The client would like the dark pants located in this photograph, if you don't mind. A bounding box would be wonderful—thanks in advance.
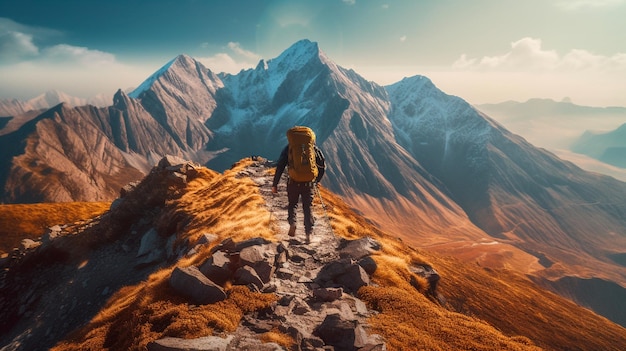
[287,181,315,234]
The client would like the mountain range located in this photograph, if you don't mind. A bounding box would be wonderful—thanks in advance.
[476,98,626,181]
[0,90,112,117]
[1,39,625,328]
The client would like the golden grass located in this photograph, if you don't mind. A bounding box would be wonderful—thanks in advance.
[318,186,626,351]
[53,160,278,351]
[261,329,295,348]
[50,162,626,351]
[0,202,109,254]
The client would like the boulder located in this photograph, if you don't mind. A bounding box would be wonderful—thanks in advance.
[339,237,381,260]
[199,250,232,285]
[315,313,366,351]
[239,244,277,283]
[137,228,160,257]
[336,264,370,293]
[233,266,264,290]
[169,266,226,305]
[147,335,233,351]
[358,256,377,275]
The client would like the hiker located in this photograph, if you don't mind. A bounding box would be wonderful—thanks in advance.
[272,126,326,242]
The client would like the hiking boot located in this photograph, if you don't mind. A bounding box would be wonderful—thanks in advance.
[288,223,296,237]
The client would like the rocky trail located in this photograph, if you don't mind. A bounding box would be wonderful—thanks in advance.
[153,160,387,350]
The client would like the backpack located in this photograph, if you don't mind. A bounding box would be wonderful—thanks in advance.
[286,126,318,182]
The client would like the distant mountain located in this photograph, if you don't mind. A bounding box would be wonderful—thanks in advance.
[572,123,626,168]
[476,98,626,180]
[0,90,112,116]
[1,40,625,327]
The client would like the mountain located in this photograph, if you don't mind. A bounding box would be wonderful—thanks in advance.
[1,39,626,327]
[1,158,625,350]
[572,123,626,168]
[0,90,112,116]
[476,98,626,180]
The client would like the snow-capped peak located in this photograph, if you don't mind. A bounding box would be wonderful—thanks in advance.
[266,39,321,73]
[128,56,178,98]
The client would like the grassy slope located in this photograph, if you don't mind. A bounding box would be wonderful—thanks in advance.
[0,202,110,255]
[48,160,626,350]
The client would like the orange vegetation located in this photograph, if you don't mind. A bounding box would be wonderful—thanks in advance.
[53,160,278,351]
[0,202,109,254]
[52,161,626,350]
[319,185,626,350]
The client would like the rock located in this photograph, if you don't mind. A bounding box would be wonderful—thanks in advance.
[197,233,219,246]
[165,235,177,260]
[339,237,381,260]
[41,225,63,244]
[147,335,233,351]
[313,287,343,302]
[136,248,164,267]
[410,264,440,294]
[239,244,277,283]
[20,239,41,251]
[234,237,272,251]
[336,264,370,293]
[233,266,264,290]
[316,258,353,283]
[137,228,160,257]
[120,181,140,197]
[358,256,377,275]
[169,266,226,305]
[157,155,187,170]
[314,314,359,351]
[167,172,187,186]
[199,251,233,285]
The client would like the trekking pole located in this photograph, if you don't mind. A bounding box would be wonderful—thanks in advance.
[268,187,275,231]
[314,184,333,234]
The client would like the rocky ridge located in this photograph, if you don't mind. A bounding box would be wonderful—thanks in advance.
[149,158,394,350]
[1,157,441,350]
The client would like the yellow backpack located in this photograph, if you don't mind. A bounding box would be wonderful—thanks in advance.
[286,126,318,182]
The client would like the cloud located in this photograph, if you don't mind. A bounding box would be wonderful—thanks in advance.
[196,42,260,74]
[0,18,150,99]
[42,44,117,66]
[555,0,624,11]
[452,37,626,73]
[382,4,390,9]
[0,31,39,61]
[343,0,356,5]
[227,42,261,61]
[400,36,407,42]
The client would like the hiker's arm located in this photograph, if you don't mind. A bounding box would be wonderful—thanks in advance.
[272,146,289,192]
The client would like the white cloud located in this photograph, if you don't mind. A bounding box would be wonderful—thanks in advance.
[343,0,356,5]
[42,44,117,66]
[227,42,261,61]
[453,37,626,73]
[382,4,389,9]
[196,42,260,74]
[400,36,407,42]
[0,31,39,61]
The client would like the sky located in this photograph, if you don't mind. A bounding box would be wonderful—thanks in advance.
[1,0,625,107]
